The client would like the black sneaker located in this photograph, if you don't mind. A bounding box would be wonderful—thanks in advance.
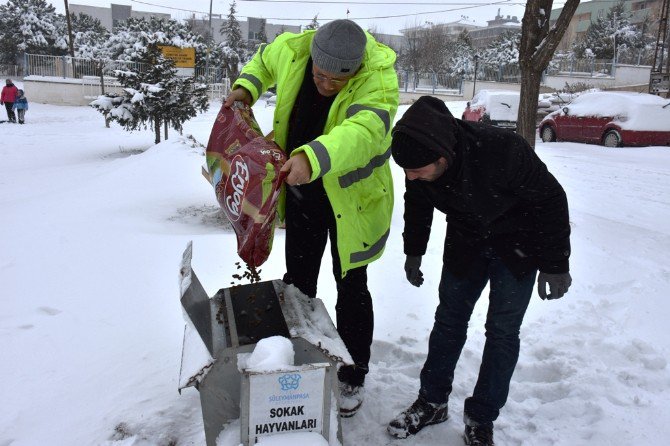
[464,424,495,445]
[387,396,448,438]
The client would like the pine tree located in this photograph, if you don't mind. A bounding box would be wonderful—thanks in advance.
[572,0,642,60]
[257,19,268,44]
[91,44,209,144]
[482,31,520,68]
[70,13,110,59]
[0,0,67,64]
[105,17,206,63]
[447,31,475,76]
[220,1,244,61]
[305,15,320,30]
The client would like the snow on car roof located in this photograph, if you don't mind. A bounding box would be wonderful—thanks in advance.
[472,90,520,121]
[564,91,670,131]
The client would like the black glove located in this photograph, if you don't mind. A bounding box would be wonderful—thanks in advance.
[404,255,424,287]
[537,272,572,300]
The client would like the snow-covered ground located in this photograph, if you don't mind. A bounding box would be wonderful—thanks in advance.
[1,98,669,446]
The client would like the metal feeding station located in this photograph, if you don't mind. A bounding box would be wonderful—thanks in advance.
[177,242,350,445]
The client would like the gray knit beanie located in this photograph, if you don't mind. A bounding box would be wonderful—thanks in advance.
[311,20,366,74]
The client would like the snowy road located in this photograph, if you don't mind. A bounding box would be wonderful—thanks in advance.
[1,101,669,445]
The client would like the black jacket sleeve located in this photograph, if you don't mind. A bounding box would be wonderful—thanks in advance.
[504,137,571,273]
[402,177,435,256]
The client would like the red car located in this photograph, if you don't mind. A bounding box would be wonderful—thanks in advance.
[539,91,670,147]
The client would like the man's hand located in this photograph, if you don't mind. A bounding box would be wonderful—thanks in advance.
[404,255,424,287]
[537,272,572,300]
[223,87,251,108]
[281,152,312,186]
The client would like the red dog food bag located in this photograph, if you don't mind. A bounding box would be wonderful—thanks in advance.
[205,102,286,267]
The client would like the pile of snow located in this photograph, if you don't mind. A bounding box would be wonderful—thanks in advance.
[256,431,329,446]
[279,284,353,364]
[238,336,295,372]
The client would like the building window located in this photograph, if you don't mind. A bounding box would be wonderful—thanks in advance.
[632,2,647,11]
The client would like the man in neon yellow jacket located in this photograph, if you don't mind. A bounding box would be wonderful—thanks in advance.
[224,19,398,417]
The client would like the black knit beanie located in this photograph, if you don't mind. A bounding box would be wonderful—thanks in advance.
[391,96,457,169]
[391,132,441,169]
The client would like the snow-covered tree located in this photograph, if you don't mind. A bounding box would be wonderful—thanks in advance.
[305,15,320,30]
[482,31,520,68]
[91,44,209,144]
[572,0,644,60]
[220,1,245,61]
[0,0,67,64]
[105,16,206,63]
[257,19,268,44]
[207,42,240,80]
[69,13,110,59]
[446,31,475,76]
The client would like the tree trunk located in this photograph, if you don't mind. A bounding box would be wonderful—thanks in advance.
[518,71,542,144]
[518,0,581,148]
[164,120,168,141]
[154,116,161,144]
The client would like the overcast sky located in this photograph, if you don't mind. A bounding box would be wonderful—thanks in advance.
[19,0,553,35]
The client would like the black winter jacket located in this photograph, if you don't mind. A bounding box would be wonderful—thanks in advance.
[402,119,571,279]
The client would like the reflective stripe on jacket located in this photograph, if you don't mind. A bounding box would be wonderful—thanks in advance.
[233,30,399,275]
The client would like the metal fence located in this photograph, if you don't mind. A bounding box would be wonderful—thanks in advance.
[398,71,463,94]
[472,64,522,83]
[546,59,615,77]
[25,54,149,79]
[0,64,23,78]
[23,53,230,99]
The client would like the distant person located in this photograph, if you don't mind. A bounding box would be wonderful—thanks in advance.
[223,19,399,417]
[1,79,19,123]
[12,89,28,124]
[387,96,572,445]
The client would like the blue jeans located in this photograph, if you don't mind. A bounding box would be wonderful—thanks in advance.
[419,247,536,426]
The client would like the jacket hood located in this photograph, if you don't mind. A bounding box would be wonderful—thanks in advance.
[392,95,458,163]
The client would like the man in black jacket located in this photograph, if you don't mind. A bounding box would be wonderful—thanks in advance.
[386,96,572,445]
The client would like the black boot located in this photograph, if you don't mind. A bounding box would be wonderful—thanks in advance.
[387,395,448,438]
[464,424,495,445]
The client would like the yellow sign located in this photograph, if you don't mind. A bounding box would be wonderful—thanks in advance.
[158,46,196,68]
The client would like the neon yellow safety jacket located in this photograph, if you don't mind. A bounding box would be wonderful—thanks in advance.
[233,30,399,276]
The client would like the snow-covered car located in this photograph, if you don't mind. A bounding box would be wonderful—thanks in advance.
[539,91,670,148]
[258,91,276,106]
[461,90,520,130]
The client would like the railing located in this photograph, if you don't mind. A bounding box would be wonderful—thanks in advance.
[25,54,149,79]
[0,64,23,78]
[398,71,463,94]
[24,53,230,100]
[546,59,614,77]
[473,64,521,83]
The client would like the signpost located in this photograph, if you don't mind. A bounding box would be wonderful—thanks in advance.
[158,45,196,76]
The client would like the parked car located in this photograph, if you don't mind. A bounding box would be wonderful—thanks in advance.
[462,90,520,130]
[259,91,276,106]
[539,91,670,147]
